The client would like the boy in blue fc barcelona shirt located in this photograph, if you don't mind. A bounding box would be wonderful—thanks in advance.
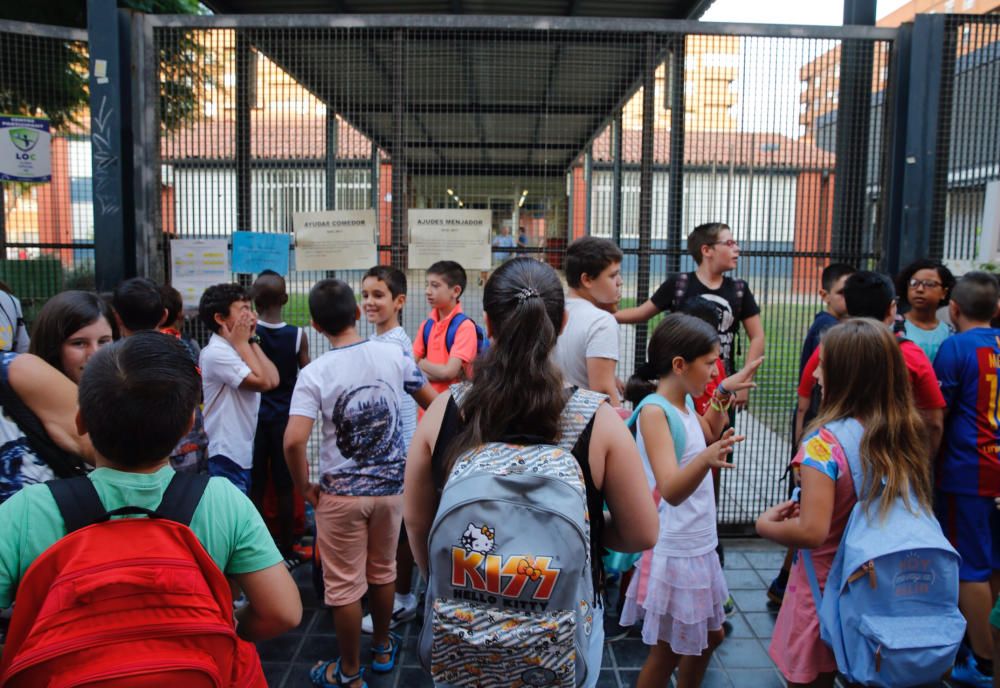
[933,271,1000,687]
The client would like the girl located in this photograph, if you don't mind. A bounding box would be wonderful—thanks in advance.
[756,319,932,687]
[894,258,956,362]
[404,257,659,687]
[621,313,761,688]
[29,290,116,383]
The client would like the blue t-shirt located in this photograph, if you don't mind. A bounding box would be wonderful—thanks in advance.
[933,328,1000,496]
[800,311,838,374]
[900,319,952,363]
[492,234,516,262]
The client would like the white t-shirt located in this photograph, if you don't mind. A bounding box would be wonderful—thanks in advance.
[288,339,427,497]
[200,333,259,469]
[0,293,29,354]
[636,398,717,557]
[552,296,619,391]
[369,326,418,448]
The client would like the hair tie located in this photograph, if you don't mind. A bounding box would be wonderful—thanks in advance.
[515,287,540,303]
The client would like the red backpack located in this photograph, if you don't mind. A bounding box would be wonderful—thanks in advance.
[0,473,266,687]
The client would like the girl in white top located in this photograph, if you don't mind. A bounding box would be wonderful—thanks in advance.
[620,313,761,688]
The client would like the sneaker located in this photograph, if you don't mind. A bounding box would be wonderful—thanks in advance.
[766,575,786,606]
[361,597,418,634]
[722,595,736,618]
[603,615,631,642]
[951,654,993,687]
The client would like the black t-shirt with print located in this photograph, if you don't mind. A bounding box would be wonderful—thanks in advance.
[650,272,760,367]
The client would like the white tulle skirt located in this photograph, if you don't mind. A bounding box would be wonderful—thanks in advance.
[619,548,729,656]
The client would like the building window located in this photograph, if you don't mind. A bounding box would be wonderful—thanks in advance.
[70,178,93,204]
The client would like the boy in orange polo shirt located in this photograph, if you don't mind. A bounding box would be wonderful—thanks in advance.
[412,260,478,393]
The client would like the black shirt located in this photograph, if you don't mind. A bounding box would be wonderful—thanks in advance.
[650,272,760,367]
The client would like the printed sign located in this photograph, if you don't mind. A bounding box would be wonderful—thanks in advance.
[408,209,491,270]
[292,209,377,271]
[170,239,230,309]
[0,115,51,182]
[232,231,291,275]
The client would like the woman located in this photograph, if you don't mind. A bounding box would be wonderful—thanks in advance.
[404,257,658,686]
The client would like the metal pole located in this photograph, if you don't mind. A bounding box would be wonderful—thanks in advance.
[584,145,593,236]
[0,185,6,259]
[391,29,407,269]
[881,21,912,276]
[611,111,623,245]
[666,36,686,275]
[326,111,337,210]
[87,0,137,290]
[633,34,659,370]
[235,32,252,233]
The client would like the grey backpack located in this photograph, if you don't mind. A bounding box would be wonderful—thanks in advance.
[418,385,605,688]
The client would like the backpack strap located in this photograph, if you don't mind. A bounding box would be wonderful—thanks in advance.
[674,272,690,307]
[557,388,607,451]
[445,313,469,353]
[155,472,210,526]
[626,393,691,459]
[421,318,434,353]
[48,477,108,534]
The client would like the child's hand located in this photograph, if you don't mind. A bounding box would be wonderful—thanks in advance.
[720,356,763,401]
[759,499,800,524]
[302,482,321,507]
[700,427,744,469]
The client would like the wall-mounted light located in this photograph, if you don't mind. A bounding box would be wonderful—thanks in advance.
[447,188,454,196]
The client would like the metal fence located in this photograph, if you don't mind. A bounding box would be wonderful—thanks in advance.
[142,16,898,531]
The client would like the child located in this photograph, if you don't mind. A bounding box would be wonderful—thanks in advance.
[251,270,309,562]
[616,222,764,405]
[552,236,624,406]
[284,279,436,688]
[359,265,419,632]
[111,277,167,336]
[757,319,933,687]
[159,284,202,362]
[620,313,759,688]
[895,258,956,362]
[932,271,1000,686]
[198,283,279,495]
[404,258,659,687]
[0,333,301,676]
[413,260,478,394]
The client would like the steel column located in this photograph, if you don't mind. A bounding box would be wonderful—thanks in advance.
[235,32,252,234]
[881,21,913,276]
[633,34,659,370]
[611,111,623,245]
[666,37,686,275]
[326,111,338,210]
[391,29,407,269]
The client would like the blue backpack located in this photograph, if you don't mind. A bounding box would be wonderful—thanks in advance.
[421,313,489,358]
[801,418,965,687]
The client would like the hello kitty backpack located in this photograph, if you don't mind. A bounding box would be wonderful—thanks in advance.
[418,385,606,688]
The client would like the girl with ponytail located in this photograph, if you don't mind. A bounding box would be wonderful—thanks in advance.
[404,258,658,685]
[622,313,761,688]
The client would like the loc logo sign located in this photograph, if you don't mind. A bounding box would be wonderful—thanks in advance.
[0,115,51,183]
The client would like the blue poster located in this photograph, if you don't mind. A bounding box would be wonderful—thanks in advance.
[232,231,290,275]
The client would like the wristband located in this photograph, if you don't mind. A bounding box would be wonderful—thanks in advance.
[716,382,730,397]
[248,334,262,346]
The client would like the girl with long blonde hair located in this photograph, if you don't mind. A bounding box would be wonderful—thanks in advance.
[756,318,932,687]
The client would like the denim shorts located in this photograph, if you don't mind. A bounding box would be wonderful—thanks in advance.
[207,454,252,496]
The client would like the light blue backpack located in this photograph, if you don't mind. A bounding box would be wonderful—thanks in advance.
[801,418,965,687]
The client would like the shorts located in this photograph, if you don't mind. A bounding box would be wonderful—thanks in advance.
[315,492,403,607]
[208,454,252,496]
[991,594,1000,630]
[934,489,1000,582]
[251,416,293,493]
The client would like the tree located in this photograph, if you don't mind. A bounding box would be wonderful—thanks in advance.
[0,0,208,133]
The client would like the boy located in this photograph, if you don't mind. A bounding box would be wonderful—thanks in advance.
[251,270,309,562]
[360,266,419,632]
[616,222,765,405]
[413,260,478,393]
[552,236,624,406]
[112,276,167,335]
[0,333,301,651]
[798,271,945,456]
[932,272,1000,687]
[284,279,436,688]
[199,283,279,495]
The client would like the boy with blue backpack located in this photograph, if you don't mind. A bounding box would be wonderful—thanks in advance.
[933,271,1000,687]
[413,260,486,395]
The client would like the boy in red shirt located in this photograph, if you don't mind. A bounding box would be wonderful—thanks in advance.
[412,261,479,394]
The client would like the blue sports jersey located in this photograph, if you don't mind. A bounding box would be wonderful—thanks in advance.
[933,328,1000,496]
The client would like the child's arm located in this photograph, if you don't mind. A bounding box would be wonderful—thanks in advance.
[734,314,765,407]
[586,357,621,406]
[296,329,310,369]
[283,414,319,506]
[697,356,763,440]
[419,356,464,382]
[220,312,279,391]
[756,465,834,549]
[410,382,438,410]
[642,405,741,507]
[232,563,302,641]
[404,393,451,576]
[615,298,660,325]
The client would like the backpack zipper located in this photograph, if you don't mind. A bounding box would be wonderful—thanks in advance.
[62,658,222,688]
[49,557,200,587]
[846,560,877,589]
[4,622,235,676]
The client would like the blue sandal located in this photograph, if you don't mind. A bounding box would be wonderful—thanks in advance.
[370,631,401,673]
[309,658,367,688]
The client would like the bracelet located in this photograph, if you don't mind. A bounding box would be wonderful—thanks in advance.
[709,394,733,413]
[716,382,731,398]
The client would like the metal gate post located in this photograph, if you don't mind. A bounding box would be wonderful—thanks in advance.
[326,110,338,210]
[666,36,686,277]
[234,31,253,286]
[896,14,952,268]
[131,11,163,283]
[391,29,407,269]
[87,0,138,290]
[881,21,913,276]
[633,34,658,370]
[611,111,623,245]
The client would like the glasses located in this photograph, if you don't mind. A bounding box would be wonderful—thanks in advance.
[711,239,739,248]
[908,278,943,289]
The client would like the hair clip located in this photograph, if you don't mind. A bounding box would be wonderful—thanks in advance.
[515,287,540,303]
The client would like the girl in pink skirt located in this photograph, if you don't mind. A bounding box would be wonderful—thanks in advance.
[621,313,762,687]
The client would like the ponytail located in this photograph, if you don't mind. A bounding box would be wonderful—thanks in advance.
[443,259,567,474]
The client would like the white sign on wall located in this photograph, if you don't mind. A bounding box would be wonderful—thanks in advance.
[171,239,230,309]
[407,209,492,270]
[293,209,378,271]
[0,115,51,182]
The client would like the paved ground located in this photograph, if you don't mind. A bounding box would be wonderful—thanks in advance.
[257,539,794,688]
